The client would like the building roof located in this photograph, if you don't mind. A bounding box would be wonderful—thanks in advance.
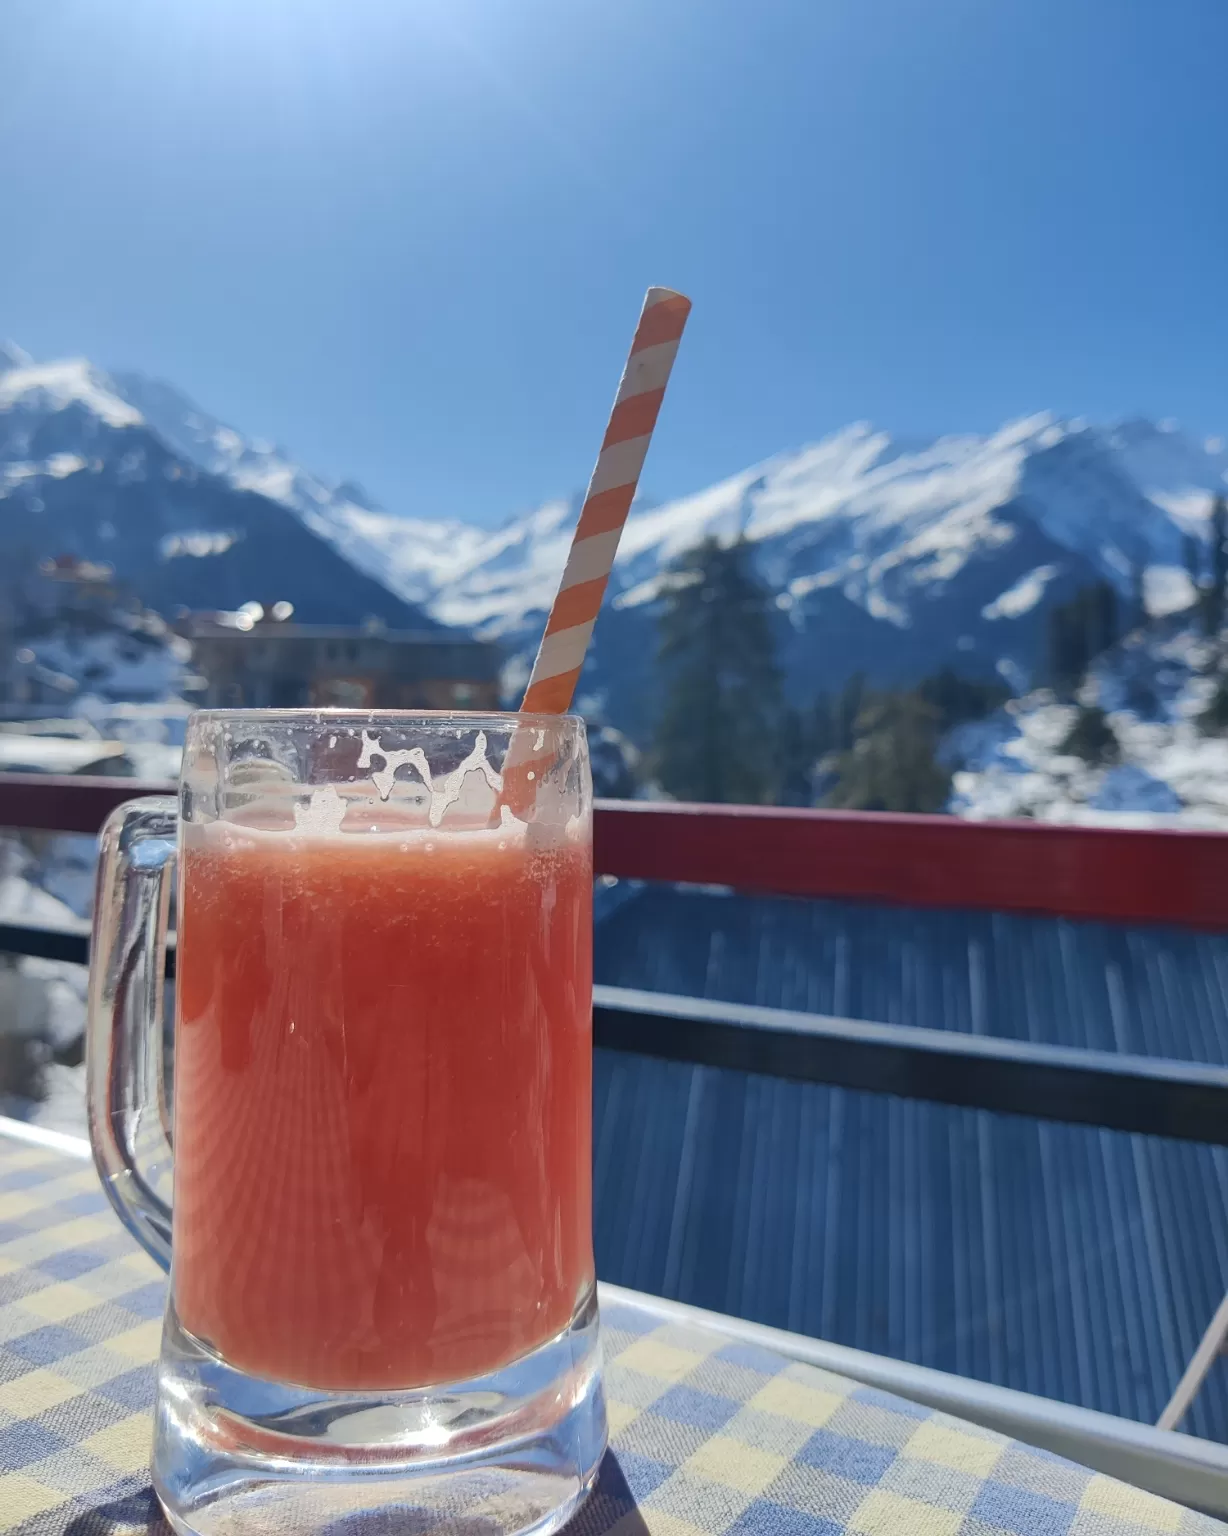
[179,617,486,646]
[592,884,1228,1438]
[178,615,502,682]
[0,735,130,775]
[594,883,1228,1063]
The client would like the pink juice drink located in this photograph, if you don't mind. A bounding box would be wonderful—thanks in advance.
[173,818,594,1391]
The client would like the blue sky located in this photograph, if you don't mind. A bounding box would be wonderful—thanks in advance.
[3,0,1226,528]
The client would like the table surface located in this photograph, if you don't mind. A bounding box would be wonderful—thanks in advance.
[0,1134,1223,1536]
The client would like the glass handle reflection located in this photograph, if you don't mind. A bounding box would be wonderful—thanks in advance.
[86,797,178,1273]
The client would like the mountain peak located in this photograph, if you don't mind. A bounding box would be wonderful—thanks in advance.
[0,341,34,374]
[0,357,144,429]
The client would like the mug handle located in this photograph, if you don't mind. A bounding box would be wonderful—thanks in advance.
[86,797,179,1273]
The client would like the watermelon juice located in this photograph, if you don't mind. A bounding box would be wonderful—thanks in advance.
[171,817,593,1391]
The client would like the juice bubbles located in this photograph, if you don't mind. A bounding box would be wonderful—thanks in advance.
[172,817,593,1391]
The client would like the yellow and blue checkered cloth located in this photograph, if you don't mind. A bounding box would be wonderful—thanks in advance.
[0,1132,1223,1536]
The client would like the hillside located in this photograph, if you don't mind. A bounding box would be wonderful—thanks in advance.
[949,620,1228,826]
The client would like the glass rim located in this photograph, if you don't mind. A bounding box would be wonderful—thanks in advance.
[186,707,584,731]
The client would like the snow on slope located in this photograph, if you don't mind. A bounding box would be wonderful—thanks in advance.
[108,370,488,606]
[376,414,1221,644]
[949,624,1228,826]
[407,420,1043,635]
[1108,419,1228,528]
[0,358,141,431]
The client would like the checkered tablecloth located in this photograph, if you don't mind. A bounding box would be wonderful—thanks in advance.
[0,1132,1223,1536]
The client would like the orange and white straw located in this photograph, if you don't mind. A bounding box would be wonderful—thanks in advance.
[521,286,692,714]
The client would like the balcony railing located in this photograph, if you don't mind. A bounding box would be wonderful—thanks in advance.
[4,770,1227,1148]
[2,768,1225,924]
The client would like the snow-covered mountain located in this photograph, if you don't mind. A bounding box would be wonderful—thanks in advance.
[98,365,1228,738]
[0,352,439,631]
[108,370,489,604]
[372,412,1221,737]
[4,343,1228,744]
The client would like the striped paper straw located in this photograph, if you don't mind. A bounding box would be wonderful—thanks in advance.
[520,286,692,714]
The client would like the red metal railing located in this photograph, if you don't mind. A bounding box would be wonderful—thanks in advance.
[592,800,1228,929]
[1,771,1226,929]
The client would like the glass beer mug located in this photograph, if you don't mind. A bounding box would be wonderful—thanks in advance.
[87,709,606,1536]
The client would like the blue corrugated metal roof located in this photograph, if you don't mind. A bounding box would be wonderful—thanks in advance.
[592,884,1228,1438]
[595,884,1228,1061]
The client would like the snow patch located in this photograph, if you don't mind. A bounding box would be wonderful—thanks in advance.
[982,565,1059,621]
[1144,565,1196,619]
[232,464,297,504]
[0,360,143,429]
[160,529,241,559]
[45,453,86,479]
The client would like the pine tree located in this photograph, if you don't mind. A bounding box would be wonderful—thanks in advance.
[832,673,866,752]
[917,667,1008,730]
[1046,581,1119,697]
[1046,602,1084,698]
[823,691,951,813]
[1200,676,1228,736]
[653,537,783,804]
[1091,581,1119,656]
[1185,532,1205,616]
[1129,559,1148,631]
[1060,704,1120,765]
[1205,496,1228,638]
[812,691,837,760]
[809,674,867,795]
[775,706,816,806]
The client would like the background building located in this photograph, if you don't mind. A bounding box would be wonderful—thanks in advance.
[179,607,501,711]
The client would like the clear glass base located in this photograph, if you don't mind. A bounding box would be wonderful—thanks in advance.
[152,1289,607,1536]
